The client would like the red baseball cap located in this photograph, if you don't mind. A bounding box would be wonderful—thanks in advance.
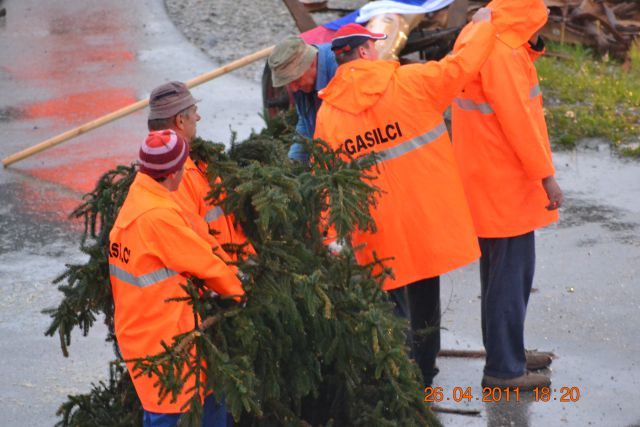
[331,23,387,55]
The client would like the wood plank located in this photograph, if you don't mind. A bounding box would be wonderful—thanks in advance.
[446,0,470,28]
[281,0,317,33]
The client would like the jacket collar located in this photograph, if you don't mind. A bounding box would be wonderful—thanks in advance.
[134,171,172,198]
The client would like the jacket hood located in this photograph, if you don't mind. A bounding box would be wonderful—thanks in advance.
[487,0,548,48]
[115,172,179,228]
[319,59,399,115]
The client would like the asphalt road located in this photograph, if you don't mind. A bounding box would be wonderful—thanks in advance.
[1,1,639,426]
[437,144,640,427]
[0,0,262,425]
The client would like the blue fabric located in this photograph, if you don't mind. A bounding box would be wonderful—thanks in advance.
[479,232,536,379]
[399,0,430,5]
[322,0,428,29]
[289,44,338,161]
[287,142,310,162]
[143,394,228,427]
[322,0,427,29]
[322,11,359,31]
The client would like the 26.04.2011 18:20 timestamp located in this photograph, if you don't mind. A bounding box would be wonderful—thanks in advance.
[424,386,581,403]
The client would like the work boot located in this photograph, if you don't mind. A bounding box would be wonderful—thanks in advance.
[482,372,551,390]
[526,350,553,370]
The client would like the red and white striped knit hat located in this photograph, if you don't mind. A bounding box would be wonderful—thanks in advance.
[138,129,188,179]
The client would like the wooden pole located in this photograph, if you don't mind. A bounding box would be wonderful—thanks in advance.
[431,405,481,417]
[281,0,317,33]
[2,45,274,168]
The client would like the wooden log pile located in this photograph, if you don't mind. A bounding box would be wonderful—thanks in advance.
[541,0,640,59]
[419,0,640,60]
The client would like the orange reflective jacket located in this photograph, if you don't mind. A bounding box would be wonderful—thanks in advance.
[109,172,243,413]
[315,21,496,291]
[172,156,252,257]
[451,0,558,238]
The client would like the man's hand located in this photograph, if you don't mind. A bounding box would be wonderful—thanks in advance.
[472,7,492,23]
[542,176,563,210]
[328,240,344,256]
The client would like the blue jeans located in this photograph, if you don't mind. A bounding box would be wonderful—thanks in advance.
[479,232,535,379]
[143,394,228,427]
[287,142,310,163]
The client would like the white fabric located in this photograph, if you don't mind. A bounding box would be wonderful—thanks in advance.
[139,143,186,171]
[141,131,178,155]
[355,0,455,23]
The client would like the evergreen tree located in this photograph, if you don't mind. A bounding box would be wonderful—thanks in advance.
[45,113,440,426]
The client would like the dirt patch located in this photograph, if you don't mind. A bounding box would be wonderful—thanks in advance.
[558,197,639,245]
[164,0,365,82]
[0,107,24,122]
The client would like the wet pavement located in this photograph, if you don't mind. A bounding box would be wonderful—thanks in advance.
[0,0,263,196]
[0,0,262,425]
[1,1,639,427]
[437,145,640,427]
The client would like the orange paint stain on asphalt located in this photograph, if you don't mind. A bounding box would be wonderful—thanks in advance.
[6,48,135,81]
[26,154,134,194]
[4,4,141,224]
[19,132,138,218]
[24,89,137,124]
[19,182,84,228]
[86,50,135,62]
[22,131,139,195]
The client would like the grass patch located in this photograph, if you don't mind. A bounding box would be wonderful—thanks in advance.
[620,145,640,158]
[536,42,640,152]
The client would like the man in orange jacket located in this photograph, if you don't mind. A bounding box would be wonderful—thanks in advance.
[314,13,494,387]
[451,0,563,389]
[109,129,244,426]
[147,81,251,260]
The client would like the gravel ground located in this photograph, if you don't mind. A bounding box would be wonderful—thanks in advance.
[164,0,367,82]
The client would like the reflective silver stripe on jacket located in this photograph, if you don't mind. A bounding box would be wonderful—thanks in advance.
[109,264,180,288]
[453,97,494,114]
[205,206,224,223]
[378,122,447,162]
[454,84,541,114]
[530,84,541,99]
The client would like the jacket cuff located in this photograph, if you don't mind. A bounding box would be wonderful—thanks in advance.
[528,36,545,52]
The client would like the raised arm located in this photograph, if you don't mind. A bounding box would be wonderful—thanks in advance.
[408,8,497,113]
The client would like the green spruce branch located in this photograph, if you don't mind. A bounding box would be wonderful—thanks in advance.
[46,112,440,426]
